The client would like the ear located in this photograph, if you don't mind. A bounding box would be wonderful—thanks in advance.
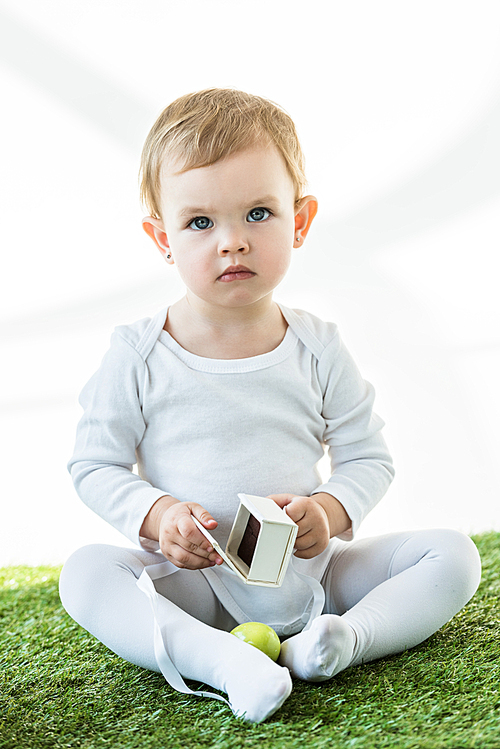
[142,217,174,263]
[294,196,318,246]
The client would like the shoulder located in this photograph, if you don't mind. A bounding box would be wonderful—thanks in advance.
[279,304,340,359]
[112,307,168,361]
[283,306,339,344]
[78,309,168,405]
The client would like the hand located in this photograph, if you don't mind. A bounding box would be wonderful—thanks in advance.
[267,492,351,559]
[140,496,223,570]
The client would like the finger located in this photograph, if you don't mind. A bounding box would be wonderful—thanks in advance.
[283,497,308,524]
[293,544,321,560]
[168,543,223,567]
[167,544,221,570]
[175,513,225,566]
[293,529,317,550]
[295,522,314,539]
[267,493,296,508]
[177,514,216,554]
[190,503,218,529]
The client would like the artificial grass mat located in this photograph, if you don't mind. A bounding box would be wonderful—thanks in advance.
[1,532,499,749]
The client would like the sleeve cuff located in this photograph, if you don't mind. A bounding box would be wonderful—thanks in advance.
[130,490,173,549]
[312,483,365,540]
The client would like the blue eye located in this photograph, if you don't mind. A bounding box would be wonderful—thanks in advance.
[247,208,270,222]
[189,216,213,230]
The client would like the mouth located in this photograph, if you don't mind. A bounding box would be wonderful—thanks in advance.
[217,265,256,282]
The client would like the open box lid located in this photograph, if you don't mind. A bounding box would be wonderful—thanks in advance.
[193,494,298,587]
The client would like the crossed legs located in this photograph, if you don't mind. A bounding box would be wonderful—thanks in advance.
[59,529,481,720]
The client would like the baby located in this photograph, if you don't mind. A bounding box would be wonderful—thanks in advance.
[60,88,481,723]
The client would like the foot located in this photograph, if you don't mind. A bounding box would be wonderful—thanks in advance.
[224,650,292,723]
[278,615,355,682]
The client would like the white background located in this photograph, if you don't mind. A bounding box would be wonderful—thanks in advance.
[1,0,499,565]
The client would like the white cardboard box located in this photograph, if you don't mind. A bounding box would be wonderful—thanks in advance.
[193,493,298,587]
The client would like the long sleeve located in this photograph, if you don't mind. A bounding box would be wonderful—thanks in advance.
[68,330,169,549]
[69,306,394,556]
[312,330,395,540]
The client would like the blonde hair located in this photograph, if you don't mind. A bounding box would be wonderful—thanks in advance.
[140,88,307,219]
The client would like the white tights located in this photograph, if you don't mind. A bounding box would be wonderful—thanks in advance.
[59,529,481,722]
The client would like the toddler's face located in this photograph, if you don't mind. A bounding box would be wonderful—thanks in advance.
[147,143,314,315]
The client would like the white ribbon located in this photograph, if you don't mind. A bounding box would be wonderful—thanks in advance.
[136,557,325,702]
[136,561,231,706]
[291,560,325,631]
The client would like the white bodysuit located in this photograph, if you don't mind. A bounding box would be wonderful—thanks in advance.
[68,304,394,631]
[60,304,481,721]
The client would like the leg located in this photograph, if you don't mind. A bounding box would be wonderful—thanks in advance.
[59,544,292,722]
[279,529,481,681]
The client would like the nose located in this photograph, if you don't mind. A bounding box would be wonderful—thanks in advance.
[218,244,249,256]
[217,229,249,256]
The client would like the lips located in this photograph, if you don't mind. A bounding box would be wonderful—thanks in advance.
[217,265,256,282]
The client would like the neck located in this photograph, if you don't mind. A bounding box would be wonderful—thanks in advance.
[183,292,279,331]
[166,295,287,359]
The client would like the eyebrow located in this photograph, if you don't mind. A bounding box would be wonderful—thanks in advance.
[178,206,211,217]
[177,195,281,217]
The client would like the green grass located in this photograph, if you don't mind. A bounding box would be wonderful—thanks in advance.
[1,532,499,749]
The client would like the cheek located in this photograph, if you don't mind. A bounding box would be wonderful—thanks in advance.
[175,260,203,288]
[171,241,210,279]
[270,241,293,278]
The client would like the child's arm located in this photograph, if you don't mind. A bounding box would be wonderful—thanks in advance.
[69,324,214,556]
[310,326,395,542]
[140,495,223,569]
[269,310,395,551]
[268,492,350,559]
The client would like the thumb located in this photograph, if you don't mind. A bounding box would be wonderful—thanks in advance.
[267,493,296,509]
[190,503,218,528]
